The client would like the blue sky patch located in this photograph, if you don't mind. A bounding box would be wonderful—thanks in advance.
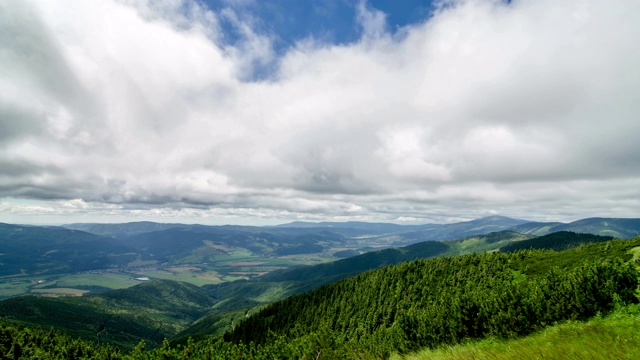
[203,0,437,50]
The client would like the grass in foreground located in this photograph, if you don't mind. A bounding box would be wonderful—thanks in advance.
[393,304,640,360]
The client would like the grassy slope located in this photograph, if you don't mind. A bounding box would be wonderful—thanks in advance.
[395,305,640,360]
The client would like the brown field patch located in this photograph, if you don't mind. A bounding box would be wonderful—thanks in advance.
[203,240,233,251]
[228,261,265,266]
[32,288,88,297]
[166,266,200,273]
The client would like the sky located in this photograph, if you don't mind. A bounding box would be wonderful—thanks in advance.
[1,0,639,226]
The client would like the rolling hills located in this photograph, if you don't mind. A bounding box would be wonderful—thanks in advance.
[219,237,640,358]
[0,234,637,359]
[510,217,640,238]
[1,216,543,299]
[0,223,140,277]
[2,215,640,357]
[0,279,215,349]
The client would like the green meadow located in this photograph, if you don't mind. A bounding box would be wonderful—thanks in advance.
[395,305,640,360]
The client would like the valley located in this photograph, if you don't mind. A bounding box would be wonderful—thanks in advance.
[0,254,331,299]
[1,216,536,299]
[3,215,631,301]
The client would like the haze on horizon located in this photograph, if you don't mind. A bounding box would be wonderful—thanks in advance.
[1,0,639,226]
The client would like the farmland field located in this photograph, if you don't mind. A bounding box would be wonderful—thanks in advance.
[0,252,335,299]
[31,288,89,297]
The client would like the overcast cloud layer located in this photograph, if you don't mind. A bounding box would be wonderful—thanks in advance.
[1,0,639,225]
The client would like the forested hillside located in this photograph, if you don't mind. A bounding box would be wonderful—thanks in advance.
[1,236,638,359]
[500,231,613,252]
[511,218,640,238]
[225,238,640,357]
[194,231,531,328]
[0,280,215,350]
[1,234,638,359]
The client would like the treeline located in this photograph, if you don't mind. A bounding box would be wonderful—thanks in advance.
[0,321,333,359]
[500,231,614,253]
[0,322,120,359]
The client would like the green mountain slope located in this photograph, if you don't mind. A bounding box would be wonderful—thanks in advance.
[510,217,640,238]
[177,231,529,340]
[225,237,640,357]
[0,280,215,349]
[276,221,413,234]
[94,279,215,318]
[405,215,529,242]
[500,231,614,253]
[554,217,640,238]
[3,305,639,359]
[190,230,529,338]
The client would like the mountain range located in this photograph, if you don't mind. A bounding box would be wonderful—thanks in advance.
[0,215,639,354]
[1,215,638,279]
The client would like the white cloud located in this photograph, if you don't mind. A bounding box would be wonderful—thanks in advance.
[1,0,639,224]
[355,0,388,40]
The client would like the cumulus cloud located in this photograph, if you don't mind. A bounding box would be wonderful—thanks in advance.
[1,0,639,224]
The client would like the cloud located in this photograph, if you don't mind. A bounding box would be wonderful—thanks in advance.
[1,0,639,224]
[355,0,388,39]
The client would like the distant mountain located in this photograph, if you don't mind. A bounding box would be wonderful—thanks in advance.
[510,218,640,238]
[389,215,530,244]
[274,216,529,245]
[64,221,185,238]
[61,216,532,253]
[62,216,640,244]
[121,227,347,261]
[0,223,139,276]
[554,218,640,238]
[8,216,640,279]
[275,221,414,234]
